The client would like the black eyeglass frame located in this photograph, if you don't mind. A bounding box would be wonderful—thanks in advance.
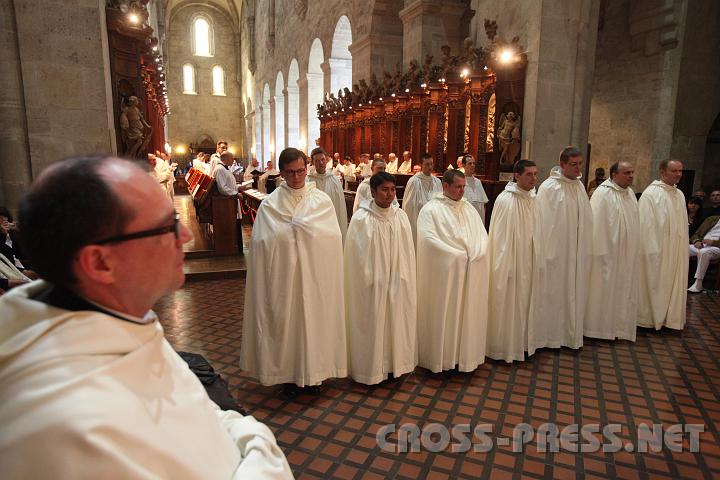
[94,213,180,245]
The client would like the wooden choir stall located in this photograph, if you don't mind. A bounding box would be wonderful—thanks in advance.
[318,21,528,223]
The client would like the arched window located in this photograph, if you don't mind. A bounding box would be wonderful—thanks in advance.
[182,64,196,94]
[212,66,225,96]
[192,17,213,57]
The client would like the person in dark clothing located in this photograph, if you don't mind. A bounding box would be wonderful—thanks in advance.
[687,196,705,237]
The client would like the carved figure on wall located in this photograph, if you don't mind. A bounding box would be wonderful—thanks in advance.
[358,79,370,103]
[406,60,421,90]
[382,72,393,97]
[369,73,380,100]
[498,111,521,164]
[119,95,152,158]
[440,45,460,79]
[342,87,352,108]
[486,93,496,152]
[422,54,434,84]
[392,63,404,92]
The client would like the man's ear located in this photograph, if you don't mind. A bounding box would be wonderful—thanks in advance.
[74,245,116,285]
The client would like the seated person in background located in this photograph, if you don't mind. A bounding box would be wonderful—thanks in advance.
[386,152,399,173]
[398,151,413,174]
[258,160,280,194]
[355,153,371,178]
[447,156,464,172]
[213,151,241,196]
[688,214,720,293]
[243,158,260,181]
[707,190,720,217]
[693,190,706,201]
[687,196,704,237]
[0,154,292,478]
[0,207,36,290]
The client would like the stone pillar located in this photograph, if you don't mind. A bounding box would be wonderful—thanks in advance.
[297,76,309,153]
[348,33,403,85]
[399,0,469,66]
[268,97,276,162]
[473,0,601,178]
[0,0,32,210]
[320,61,331,97]
[306,72,324,150]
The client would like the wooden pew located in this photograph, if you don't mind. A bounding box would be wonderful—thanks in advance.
[189,169,242,255]
[239,189,268,225]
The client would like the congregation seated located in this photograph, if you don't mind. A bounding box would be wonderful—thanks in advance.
[688,215,720,293]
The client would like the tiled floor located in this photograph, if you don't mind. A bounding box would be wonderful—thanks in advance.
[155,281,720,479]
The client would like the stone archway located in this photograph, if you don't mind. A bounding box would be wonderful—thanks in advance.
[287,59,300,148]
[329,16,352,95]
[307,38,324,150]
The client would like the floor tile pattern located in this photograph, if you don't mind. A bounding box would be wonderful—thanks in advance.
[155,281,720,479]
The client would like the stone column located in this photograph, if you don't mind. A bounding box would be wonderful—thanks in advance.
[268,97,276,162]
[0,0,32,210]
[348,33,403,85]
[297,76,309,152]
[399,0,469,66]
[306,72,324,150]
[328,57,352,94]
[473,0,601,178]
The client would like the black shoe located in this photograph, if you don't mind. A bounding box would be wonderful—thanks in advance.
[305,385,322,394]
[282,384,300,399]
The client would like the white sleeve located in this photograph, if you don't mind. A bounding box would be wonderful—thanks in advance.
[214,409,294,479]
[215,170,238,196]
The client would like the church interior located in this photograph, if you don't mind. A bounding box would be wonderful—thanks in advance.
[2,0,720,478]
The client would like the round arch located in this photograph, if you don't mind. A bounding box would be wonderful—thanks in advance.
[287,59,300,148]
[330,16,352,95]
[275,72,285,154]
[307,38,324,151]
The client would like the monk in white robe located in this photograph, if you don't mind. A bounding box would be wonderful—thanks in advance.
[258,160,280,193]
[637,159,689,330]
[416,169,489,372]
[306,148,348,241]
[241,148,347,395]
[386,153,399,173]
[530,147,593,353]
[462,155,489,225]
[398,151,413,174]
[338,156,356,187]
[584,162,640,341]
[345,172,417,384]
[353,159,399,213]
[243,158,260,181]
[487,160,538,362]
[402,153,442,245]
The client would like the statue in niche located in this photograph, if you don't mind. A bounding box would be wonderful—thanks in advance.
[119,95,152,159]
[498,111,521,164]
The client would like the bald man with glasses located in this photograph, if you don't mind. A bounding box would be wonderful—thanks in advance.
[0,155,292,479]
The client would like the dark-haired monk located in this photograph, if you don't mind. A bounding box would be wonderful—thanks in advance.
[240,148,347,398]
[344,172,416,385]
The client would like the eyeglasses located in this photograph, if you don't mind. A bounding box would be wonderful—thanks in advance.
[284,167,307,177]
[94,213,180,245]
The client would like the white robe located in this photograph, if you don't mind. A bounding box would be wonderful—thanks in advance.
[398,160,412,174]
[352,178,399,214]
[530,167,593,353]
[307,170,348,241]
[402,172,442,245]
[240,182,347,386]
[258,169,280,194]
[585,180,640,341]
[344,201,417,384]
[486,183,537,362]
[637,180,689,330]
[153,159,173,199]
[386,160,398,173]
[416,194,489,372]
[463,176,489,225]
[0,281,292,480]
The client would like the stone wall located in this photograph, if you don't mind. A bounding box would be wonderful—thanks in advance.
[0,0,115,210]
[166,4,242,157]
[588,0,688,190]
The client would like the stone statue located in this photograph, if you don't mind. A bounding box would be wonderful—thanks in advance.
[405,59,421,89]
[382,72,393,97]
[422,54,434,84]
[498,111,521,164]
[391,63,404,92]
[369,73,380,100]
[342,87,352,108]
[119,95,152,159]
[358,79,370,103]
[440,45,459,78]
